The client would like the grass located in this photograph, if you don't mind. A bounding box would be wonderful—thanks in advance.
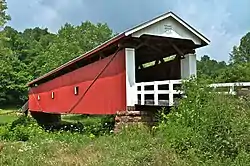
[0,111,185,166]
[0,106,19,112]
[0,126,186,166]
[0,109,19,125]
[62,114,104,124]
[1,79,250,166]
[0,115,245,166]
[0,114,18,125]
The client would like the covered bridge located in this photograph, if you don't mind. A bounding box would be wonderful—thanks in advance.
[28,11,210,116]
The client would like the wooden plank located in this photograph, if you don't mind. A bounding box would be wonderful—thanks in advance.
[210,82,250,87]
[137,99,169,106]
[154,82,158,105]
[141,82,145,105]
[135,79,183,106]
[169,82,174,106]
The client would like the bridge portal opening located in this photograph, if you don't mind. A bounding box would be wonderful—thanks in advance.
[130,35,197,106]
[133,34,196,83]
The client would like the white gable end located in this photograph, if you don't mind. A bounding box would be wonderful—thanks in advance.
[131,17,202,45]
[125,12,210,46]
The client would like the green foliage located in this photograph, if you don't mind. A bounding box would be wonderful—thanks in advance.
[218,32,250,82]
[197,55,227,81]
[0,105,249,165]
[0,1,114,106]
[0,124,186,166]
[0,43,30,106]
[0,22,113,106]
[34,21,113,76]
[158,78,250,162]
[0,113,115,143]
[230,32,250,64]
[217,63,250,82]
[78,115,115,136]
[0,113,18,125]
[2,26,57,80]
[197,32,250,83]
[59,115,115,136]
[0,116,44,141]
[0,0,10,27]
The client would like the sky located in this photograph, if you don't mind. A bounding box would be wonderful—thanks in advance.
[6,0,250,62]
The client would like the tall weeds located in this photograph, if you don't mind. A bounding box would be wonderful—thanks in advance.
[158,78,250,162]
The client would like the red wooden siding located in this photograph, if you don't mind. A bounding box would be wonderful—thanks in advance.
[29,49,126,114]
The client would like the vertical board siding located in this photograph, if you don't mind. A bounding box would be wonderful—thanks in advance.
[29,49,126,114]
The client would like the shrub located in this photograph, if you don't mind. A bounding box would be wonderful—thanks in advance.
[80,115,115,136]
[158,78,250,161]
[10,115,36,129]
[0,115,45,141]
[61,115,115,136]
[0,114,115,143]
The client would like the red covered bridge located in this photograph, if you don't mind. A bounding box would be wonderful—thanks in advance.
[27,12,210,117]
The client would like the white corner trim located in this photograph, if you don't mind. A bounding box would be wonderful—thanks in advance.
[125,48,137,106]
[181,54,197,79]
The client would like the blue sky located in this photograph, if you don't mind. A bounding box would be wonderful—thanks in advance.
[6,0,250,61]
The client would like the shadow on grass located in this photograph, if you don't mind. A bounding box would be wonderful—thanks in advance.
[10,114,116,136]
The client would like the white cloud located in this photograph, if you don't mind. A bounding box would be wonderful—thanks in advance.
[6,0,250,61]
[169,0,249,61]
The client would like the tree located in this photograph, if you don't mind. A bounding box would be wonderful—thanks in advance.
[230,32,250,64]
[197,55,227,81]
[216,63,250,82]
[34,21,114,76]
[0,29,31,106]
[0,48,30,105]
[0,1,115,106]
[197,31,250,83]
[3,26,56,78]
[219,32,250,82]
[0,18,114,106]
[0,0,10,27]
[0,1,31,106]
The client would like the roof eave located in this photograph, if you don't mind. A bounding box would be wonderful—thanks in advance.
[28,33,126,86]
[28,11,210,87]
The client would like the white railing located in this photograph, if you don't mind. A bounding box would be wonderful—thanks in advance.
[210,82,250,95]
[135,80,182,106]
[135,81,250,107]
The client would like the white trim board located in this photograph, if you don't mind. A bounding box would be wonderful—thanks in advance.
[125,48,137,106]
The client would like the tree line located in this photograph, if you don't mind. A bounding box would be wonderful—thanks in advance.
[197,32,250,83]
[0,0,250,107]
[0,0,114,106]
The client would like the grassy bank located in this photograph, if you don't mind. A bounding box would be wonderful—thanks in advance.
[0,123,249,166]
[0,79,249,165]
[0,126,184,166]
[0,112,182,165]
[0,109,19,125]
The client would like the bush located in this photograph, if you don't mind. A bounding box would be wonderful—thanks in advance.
[0,116,45,141]
[61,115,115,136]
[158,78,250,161]
[0,113,115,143]
[83,115,115,135]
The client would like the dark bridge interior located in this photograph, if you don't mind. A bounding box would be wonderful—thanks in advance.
[131,35,197,107]
[133,34,197,83]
